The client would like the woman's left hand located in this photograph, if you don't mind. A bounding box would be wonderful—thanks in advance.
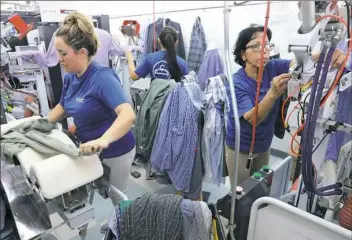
[80,138,110,156]
[331,49,346,69]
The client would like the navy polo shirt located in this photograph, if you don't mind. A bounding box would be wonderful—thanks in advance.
[226,59,291,153]
[60,61,135,158]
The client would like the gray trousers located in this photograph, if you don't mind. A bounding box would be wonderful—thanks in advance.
[103,147,135,206]
[225,146,270,190]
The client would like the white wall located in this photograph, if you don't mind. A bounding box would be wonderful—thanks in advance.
[108,1,301,74]
[37,1,303,154]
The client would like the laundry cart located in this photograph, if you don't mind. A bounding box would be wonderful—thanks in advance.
[103,201,227,240]
[103,184,129,240]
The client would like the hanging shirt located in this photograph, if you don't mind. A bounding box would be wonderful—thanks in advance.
[151,72,204,192]
[187,17,207,73]
[202,75,228,186]
[60,61,135,159]
[146,18,186,60]
[19,28,125,68]
[226,59,291,153]
[197,49,225,91]
[135,50,189,80]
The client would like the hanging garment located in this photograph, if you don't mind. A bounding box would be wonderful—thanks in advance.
[120,194,183,240]
[135,79,177,161]
[146,18,186,60]
[182,111,204,200]
[151,72,205,192]
[1,119,79,161]
[197,49,225,91]
[187,17,207,73]
[202,75,229,186]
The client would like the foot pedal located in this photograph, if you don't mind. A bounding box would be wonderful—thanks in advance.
[130,171,141,178]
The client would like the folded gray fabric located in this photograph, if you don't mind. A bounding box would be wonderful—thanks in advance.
[120,194,183,240]
[1,119,79,162]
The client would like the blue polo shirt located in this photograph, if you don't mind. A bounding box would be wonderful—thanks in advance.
[60,61,135,159]
[226,59,291,153]
[135,50,189,80]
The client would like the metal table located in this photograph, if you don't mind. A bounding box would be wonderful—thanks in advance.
[0,161,51,240]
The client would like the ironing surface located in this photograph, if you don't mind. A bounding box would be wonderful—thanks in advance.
[31,153,103,200]
[2,117,103,200]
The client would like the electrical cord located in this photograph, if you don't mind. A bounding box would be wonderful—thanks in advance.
[312,132,329,154]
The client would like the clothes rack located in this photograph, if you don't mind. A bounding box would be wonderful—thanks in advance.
[109,1,287,19]
[223,1,241,240]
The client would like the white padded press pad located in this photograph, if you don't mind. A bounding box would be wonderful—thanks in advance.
[17,128,78,177]
[31,154,103,199]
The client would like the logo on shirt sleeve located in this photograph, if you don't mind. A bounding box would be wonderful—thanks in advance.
[76,97,85,103]
[152,60,170,79]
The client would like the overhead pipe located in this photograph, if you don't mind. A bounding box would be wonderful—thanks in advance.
[223,1,241,240]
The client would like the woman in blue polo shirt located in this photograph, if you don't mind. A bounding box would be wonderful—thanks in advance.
[226,25,345,188]
[47,12,136,212]
[126,26,189,82]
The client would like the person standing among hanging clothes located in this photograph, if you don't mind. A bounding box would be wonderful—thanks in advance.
[145,18,186,60]
[226,25,345,188]
[46,12,136,232]
[125,26,189,82]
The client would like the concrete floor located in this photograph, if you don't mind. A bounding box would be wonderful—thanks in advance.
[46,155,284,240]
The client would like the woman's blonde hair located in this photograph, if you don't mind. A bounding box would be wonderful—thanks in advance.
[55,11,99,58]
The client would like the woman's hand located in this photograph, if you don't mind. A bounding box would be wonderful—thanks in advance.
[331,49,345,69]
[80,137,110,156]
[269,73,292,99]
[312,49,346,69]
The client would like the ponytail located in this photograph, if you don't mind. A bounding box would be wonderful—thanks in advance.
[159,27,182,82]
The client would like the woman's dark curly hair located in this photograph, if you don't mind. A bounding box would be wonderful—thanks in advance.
[233,24,272,67]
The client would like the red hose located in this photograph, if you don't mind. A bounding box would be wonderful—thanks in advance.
[249,0,271,155]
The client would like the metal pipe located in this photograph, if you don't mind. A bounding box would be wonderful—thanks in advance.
[300,1,316,33]
[109,1,287,19]
[247,197,352,240]
[223,1,241,240]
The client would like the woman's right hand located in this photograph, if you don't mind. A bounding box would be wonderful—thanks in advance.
[269,73,292,99]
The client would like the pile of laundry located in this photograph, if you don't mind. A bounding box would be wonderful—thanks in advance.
[1,118,79,162]
[107,194,212,240]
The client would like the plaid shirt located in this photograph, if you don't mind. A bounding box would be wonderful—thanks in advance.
[187,17,207,73]
[202,75,229,186]
[151,72,204,192]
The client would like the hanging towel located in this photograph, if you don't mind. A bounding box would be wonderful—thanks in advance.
[187,17,207,73]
